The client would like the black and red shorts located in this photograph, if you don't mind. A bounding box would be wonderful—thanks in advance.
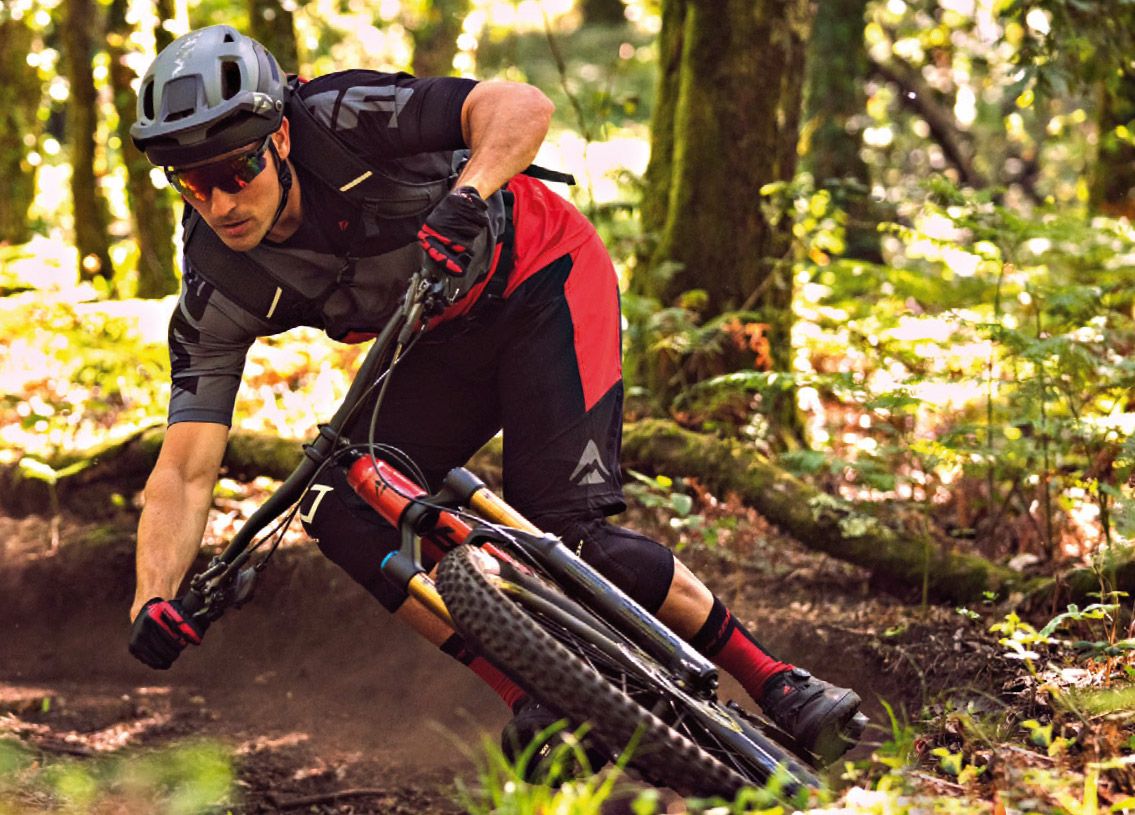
[300,222,627,610]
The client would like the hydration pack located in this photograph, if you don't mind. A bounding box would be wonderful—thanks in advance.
[182,77,574,340]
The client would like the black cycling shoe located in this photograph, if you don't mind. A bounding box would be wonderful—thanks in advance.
[500,698,607,783]
[759,667,865,766]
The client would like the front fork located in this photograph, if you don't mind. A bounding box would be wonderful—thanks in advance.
[345,453,720,698]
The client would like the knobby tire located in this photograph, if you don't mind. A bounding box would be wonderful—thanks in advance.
[435,544,818,798]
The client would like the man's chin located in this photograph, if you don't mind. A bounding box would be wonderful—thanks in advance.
[214,221,263,252]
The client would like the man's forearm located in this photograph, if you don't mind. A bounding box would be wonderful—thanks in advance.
[457,81,554,198]
[132,469,215,618]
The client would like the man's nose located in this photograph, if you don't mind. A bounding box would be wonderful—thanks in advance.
[206,187,239,218]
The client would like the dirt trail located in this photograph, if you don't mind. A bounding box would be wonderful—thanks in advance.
[0,509,939,813]
[1,514,503,813]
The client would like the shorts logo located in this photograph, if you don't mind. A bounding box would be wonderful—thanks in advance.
[298,484,335,523]
[570,440,610,486]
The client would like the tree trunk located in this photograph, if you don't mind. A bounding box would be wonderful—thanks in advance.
[632,0,813,440]
[107,0,177,298]
[1090,71,1135,217]
[409,0,470,78]
[639,0,685,261]
[155,0,174,51]
[0,16,41,245]
[638,0,812,323]
[581,0,627,25]
[803,0,880,261]
[61,0,115,284]
[248,0,297,72]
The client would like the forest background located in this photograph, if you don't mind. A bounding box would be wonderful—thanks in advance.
[1,0,1135,813]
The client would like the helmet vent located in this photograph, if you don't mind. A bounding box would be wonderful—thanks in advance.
[141,80,155,120]
[221,60,242,100]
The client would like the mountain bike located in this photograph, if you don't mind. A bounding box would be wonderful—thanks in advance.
[177,272,857,800]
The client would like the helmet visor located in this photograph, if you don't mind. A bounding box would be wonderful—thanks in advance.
[165,136,271,202]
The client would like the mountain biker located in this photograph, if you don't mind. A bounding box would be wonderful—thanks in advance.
[126,25,863,770]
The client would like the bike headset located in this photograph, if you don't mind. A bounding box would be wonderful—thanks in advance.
[130,25,292,233]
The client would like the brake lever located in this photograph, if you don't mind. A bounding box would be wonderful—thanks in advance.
[181,555,258,624]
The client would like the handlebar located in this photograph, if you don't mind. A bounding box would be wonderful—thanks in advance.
[180,271,445,621]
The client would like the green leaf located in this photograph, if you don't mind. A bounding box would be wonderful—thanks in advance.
[669,493,694,516]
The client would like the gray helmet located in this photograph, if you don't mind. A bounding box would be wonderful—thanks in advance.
[131,25,286,166]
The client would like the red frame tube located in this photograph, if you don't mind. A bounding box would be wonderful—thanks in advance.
[346,455,475,558]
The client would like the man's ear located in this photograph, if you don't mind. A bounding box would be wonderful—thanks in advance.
[273,116,291,161]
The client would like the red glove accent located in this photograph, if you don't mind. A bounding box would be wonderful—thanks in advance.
[146,600,203,646]
[417,187,490,301]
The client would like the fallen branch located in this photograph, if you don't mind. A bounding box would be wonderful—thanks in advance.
[265,787,390,810]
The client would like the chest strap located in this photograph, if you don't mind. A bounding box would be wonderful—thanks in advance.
[183,209,314,330]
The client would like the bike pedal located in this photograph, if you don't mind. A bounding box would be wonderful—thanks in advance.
[844,712,869,742]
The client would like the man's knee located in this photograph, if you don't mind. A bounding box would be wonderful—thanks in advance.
[300,471,408,613]
[536,515,675,613]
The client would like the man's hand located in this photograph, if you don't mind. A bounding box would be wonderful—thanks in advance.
[128,597,207,670]
[417,186,490,303]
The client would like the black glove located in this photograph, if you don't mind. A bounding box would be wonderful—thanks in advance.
[417,186,490,304]
[128,597,207,670]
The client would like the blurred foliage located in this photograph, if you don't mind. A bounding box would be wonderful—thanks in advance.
[770,172,1135,558]
[0,738,234,814]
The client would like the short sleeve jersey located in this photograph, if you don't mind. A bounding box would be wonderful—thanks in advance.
[166,71,476,426]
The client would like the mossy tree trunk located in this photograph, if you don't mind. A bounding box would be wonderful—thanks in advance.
[62,0,114,284]
[0,15,42,245]
[803,0,880,261]
[107,0,177,298]
[634,0,812,441]
[409,0,471,78]
[248,0,297,72]
[638,0,684,264]
[1090,66,1135,217]
[637,0,812,322]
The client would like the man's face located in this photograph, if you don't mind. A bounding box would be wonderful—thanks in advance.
[167,126,288,252]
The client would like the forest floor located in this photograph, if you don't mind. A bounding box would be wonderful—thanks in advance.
[0,477,1130,814]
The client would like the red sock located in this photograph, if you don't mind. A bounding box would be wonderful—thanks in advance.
[441,634,527,710]
[689,597,792,702]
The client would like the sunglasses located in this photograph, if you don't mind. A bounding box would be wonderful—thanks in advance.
[165,136,272,202]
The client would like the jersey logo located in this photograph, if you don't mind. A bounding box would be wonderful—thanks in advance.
[570,440,610,486]
[304,86,416,131]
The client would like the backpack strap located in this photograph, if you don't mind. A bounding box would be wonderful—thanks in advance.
[521,164,576,186]
[183,209,312,328]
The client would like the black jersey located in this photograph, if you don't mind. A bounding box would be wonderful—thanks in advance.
[167,70,477,426]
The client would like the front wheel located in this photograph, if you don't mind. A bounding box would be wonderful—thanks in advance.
[435,544,819,799]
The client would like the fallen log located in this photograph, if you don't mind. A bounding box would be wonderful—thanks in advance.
[621,419,1043,605]
[0,425,496,516]
[0,425,301,517]
[4,418,1126,607]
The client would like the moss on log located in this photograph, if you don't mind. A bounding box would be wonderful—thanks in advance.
[0,427,300,516]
